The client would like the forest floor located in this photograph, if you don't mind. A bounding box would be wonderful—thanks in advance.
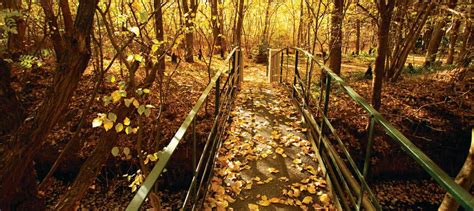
[11,53,471,209]
[204,66,335,210]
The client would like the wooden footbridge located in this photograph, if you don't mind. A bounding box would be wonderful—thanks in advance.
[126,47,474,210]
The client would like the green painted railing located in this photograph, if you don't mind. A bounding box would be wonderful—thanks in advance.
[127,47,242,210]
[270,47,474,210]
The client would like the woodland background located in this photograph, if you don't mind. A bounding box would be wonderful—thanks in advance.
[0,0,472,209]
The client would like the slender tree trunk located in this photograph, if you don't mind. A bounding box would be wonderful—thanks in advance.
[390,2,435,81]
[425,0,458,66]
[182,0,197,63]
[0,0,98,209]
[144,0,166,85]
[372,0,394,111]
[439,129,474,210]
[4,0,26,55]
[0,58,24,137]
[55,104,134,210]
[356,19,361,55]
[211,0,223,57]
[297,0,304,47]
[328,0,343,75]
[456,0,473,67]
[446,19,461,64]
[234,0,244,46]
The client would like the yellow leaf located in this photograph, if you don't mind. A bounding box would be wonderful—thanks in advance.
[111,90,121,103]
[124,117,131,126]
[133,99,140,108]
[302,196,313,204]
[115,123,124,132]
[267,167,279,174]
[248,204,259,211]
[92,117,102,128]
[275,147,284,154]
[258,195,271,206]
[103,119,113,131]
[319,194,330,205]
[293,159,302,164]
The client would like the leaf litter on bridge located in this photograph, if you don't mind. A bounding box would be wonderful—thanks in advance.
[204,66,335,210]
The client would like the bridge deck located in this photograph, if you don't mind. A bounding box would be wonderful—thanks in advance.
[204,66,335,210]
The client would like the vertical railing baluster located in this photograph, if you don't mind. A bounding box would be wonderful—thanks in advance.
[318,71,331,149]
[293,50,299,97]
[286,48,289,83]
[357,116,376,210]
[280,51,284,83]
[237,49,242,88]
[192,118,197,174]
[305,56,312,106]
[323,74,331,115]
[215,76,220,117]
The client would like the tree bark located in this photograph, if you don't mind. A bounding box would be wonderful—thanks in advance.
[0,58,24,137]
[446,18,461,64]
[182,0,198,63]
[4,0,26,54]
[211,0,224,57]
[438,129,474,210]
[234,0,244,46]
[55,105,134,210]
[425,0,458,66]
[372,0,394,111]
[297,0,304,47]
[0,0,98,209]
[389,2,435,81]
[328,0,343,75]
[456,0,473,67]
[356,19,361,55]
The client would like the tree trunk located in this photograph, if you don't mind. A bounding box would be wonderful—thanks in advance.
[234,0,244,46]
[211,0,223,57]
[446,19,461,64]
[4,0,26,55]
[0,58,24,137]
[438,129,474,210]
[425,20,447,66]
[328,0,343,75]
[456,0,473,67]
[297,0,304,47]
[389,2,435,81]
[356,19,361,55]
[55,105,134,210]
[0,0,98,209]
[424,0,458,66]
[182,0,198,63]
[372,0,394,111]
[144,0,166,85]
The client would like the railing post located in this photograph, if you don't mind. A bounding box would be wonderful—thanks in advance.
[286,48,289,83]
[323,74,331,115]
[215,76,220,117]
[237,49,242,88]
[305,57,312,106]
[293,50,299,98]
[317,72,331,149]
[357,116,376,210]
[280,51,284,83]
[192,118,197,175]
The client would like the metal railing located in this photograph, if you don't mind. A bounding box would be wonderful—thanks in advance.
[270,47,474,210]
[127,47,242,210]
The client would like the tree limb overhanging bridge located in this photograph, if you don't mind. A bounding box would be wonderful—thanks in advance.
[126,47,474,210]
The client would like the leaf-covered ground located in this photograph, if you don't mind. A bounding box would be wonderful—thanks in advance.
[204,66,335,210]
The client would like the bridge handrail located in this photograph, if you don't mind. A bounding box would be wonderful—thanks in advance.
[126,47,241,210]
[275,47,474,210]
